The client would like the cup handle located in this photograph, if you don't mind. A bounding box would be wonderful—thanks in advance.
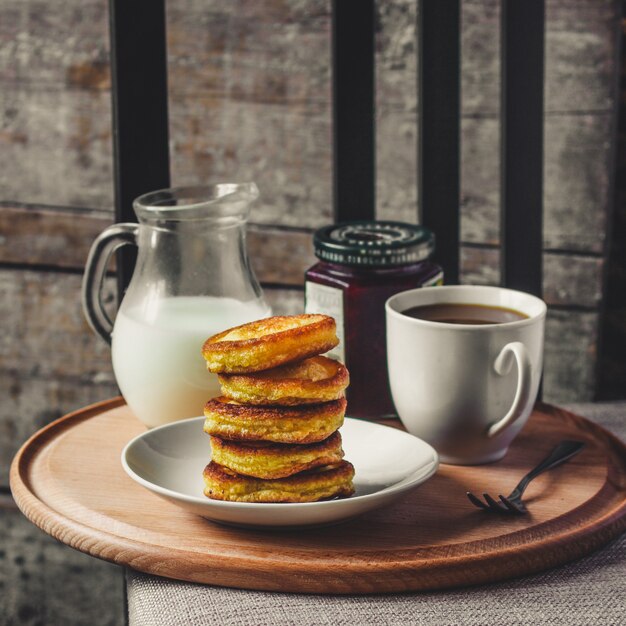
[81,223,138,345]
[487,341,533,438]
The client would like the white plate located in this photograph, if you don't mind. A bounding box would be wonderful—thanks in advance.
[121,417,439,528]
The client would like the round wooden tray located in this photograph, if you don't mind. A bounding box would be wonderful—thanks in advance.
[10,398,626,594]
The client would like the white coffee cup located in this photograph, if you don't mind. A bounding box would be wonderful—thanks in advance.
[386,285,546,464]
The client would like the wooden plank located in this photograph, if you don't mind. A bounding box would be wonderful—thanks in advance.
[0,205,315,286]
[375,106,418,224]
[544,0,620,113]
[461,247,604,309]
[0,88,114,211]
[379,116,498,246]
[0,93,333,229]
[0,270,116,384]
[376,2,617,251]
[248,225,315,286]
[544,309,599,403]
[460,114,611,252]
[380,112,614,254]
[543,254,604,308]
[461,0,500,117]
[375,0,618,117]
[168,93,332,229]
[460,117,500,245]
[459,0,619,116]
[0,206,114,270]
[544,113,613,253]
[165,1,332,230]
[0,506,124,625]
[162,0,618,119]
[0,0,109,89]
[461,246,500,286]
[165,0,330,103]
[1,1,618,240]
[0,0,618,417]
[375,0,418,105]
[0,207,605,307]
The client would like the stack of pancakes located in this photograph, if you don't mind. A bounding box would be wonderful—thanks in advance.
[201,314,355,503]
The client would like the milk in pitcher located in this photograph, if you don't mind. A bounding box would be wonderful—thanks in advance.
[112,296,270,427]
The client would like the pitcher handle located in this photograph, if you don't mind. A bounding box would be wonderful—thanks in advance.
[487,341,533,438]
[82,223,139,345]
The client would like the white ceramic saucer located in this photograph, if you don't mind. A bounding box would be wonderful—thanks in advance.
[121,417,439,528]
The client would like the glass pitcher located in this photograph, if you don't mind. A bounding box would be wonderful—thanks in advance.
[82,184,271,428]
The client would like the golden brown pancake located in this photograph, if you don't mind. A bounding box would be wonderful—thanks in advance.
[210,431,345,479]
[203,396,346,444]
[218,356,349,406]
[202,315,339,374]
[203,460,355,503]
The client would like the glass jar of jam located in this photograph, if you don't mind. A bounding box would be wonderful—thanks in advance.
[305,221,443,419]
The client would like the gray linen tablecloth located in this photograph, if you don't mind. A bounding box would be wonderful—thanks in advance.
[127,402,626,626]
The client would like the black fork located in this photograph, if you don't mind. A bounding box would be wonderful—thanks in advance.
[467,440,586,515]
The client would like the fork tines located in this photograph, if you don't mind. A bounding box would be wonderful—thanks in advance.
[466,491,526,515]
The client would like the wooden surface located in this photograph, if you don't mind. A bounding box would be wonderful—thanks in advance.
[0,204,604,303]
[0,0,622,415]
[10,398,626,594]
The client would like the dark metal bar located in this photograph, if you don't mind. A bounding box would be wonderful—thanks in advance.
[501,0,545,296]
[418,0,461,284]
[595,3,624,400]
[331,0,376,222]
[109,0,171,296]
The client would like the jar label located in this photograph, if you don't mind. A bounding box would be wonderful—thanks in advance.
[304,281,345,362]
[423,270,444,287]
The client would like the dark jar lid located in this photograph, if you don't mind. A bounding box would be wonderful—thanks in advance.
[313,220,435,267]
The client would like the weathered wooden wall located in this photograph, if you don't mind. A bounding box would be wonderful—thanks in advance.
[0,1,621,625]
